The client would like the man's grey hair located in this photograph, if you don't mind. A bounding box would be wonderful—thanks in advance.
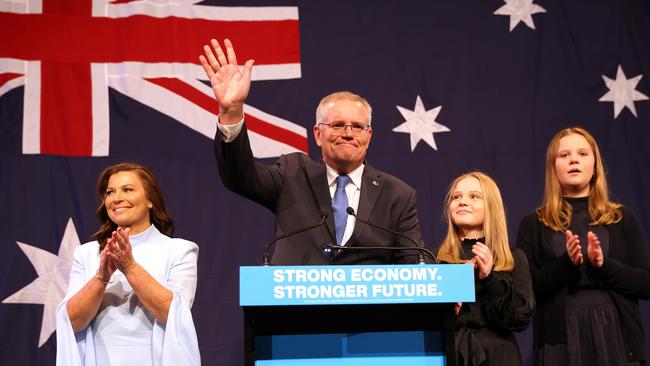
[314,91,373,127]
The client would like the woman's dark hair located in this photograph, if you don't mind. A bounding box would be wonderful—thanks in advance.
[93,162,174,250]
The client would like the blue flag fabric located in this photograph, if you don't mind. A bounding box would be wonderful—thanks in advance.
[1,1,649,365]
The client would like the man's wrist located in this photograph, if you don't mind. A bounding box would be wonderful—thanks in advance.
[219,106,244,125]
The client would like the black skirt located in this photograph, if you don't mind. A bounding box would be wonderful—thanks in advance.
[456,327,523,366]
[534,289,640,366]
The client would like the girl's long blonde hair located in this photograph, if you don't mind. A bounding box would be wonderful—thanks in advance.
[437,171,514,271]
[536,127,621,231]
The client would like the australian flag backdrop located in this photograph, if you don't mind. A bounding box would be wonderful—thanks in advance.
[1,0,649,365]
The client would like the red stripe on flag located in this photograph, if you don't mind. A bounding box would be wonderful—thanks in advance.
[41,62,93,156]
[146,77,308,153]
[0,73,23,89]
[0,13,300,65]
[245,114,308,154]
[43,0,91,14]
[145,78,218,115]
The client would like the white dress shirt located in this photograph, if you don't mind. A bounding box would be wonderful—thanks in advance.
[325,164,364,245]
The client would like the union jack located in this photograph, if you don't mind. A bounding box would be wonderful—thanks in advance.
[0,0,308,157]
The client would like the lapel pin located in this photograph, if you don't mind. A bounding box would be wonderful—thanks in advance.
[371,180,379,186]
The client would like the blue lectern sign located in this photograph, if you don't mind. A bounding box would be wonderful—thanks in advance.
[240,264,474,306]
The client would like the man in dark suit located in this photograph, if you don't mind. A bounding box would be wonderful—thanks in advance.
[200,39,425,265]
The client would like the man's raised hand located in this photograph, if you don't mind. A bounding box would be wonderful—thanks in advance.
[199,38,254,124]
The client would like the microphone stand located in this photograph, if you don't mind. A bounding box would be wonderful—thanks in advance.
[321,244,433,265]
[262,213,327,266]
[344,207,435,264]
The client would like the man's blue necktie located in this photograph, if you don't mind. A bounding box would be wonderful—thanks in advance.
[333,174,351,245]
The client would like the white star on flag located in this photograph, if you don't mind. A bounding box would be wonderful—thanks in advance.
[599,65,649,118]
[494,0,546,31]
[393,95,450,152]
[2,218,80,347]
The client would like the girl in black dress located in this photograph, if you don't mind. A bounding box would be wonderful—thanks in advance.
[516,127,650,365]
[437,171,535,365]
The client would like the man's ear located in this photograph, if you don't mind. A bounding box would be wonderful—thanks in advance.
[313,125,322,147]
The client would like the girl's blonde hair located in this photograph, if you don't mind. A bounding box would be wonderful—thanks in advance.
[437,171,514,271]
[536,127,621,231]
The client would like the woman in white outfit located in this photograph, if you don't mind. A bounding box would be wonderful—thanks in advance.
[56,162,200,366]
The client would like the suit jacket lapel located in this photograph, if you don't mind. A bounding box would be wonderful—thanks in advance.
[346,164,383,246]
[306,161,337,243]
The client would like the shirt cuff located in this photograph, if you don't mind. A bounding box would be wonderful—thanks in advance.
[217,117,245,143]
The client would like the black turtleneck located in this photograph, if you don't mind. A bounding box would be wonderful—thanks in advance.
[460,237,485,261]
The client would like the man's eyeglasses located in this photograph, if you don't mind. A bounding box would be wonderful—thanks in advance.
[318,122,371,134]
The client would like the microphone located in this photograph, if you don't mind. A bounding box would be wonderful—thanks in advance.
[327,207,435,264]
[262,213,328,266]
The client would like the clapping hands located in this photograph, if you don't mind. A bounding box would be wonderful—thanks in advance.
[97,228,137,283]
[468,241,494,280]
[565,230,604,268]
